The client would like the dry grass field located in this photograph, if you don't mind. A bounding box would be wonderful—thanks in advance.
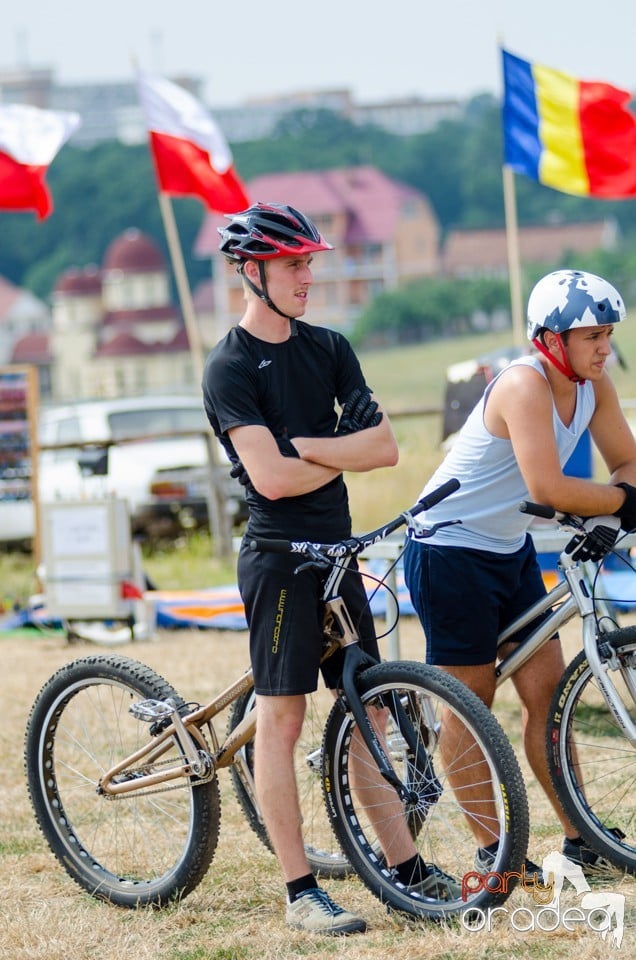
[3,330,636,958]
[3,615,635,960]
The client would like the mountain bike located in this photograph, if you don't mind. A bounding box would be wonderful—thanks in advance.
[23,479,529,921]
[496,502,636,873]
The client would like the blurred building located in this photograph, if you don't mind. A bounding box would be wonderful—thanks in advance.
[442,220,619,278]
[195,166,441,335]
[0,276,53,396]
[0,66,461,146]
[49,229,196,400]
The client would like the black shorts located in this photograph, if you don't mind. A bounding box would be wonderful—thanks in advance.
[237,538,380,696]
[403,533,549,666]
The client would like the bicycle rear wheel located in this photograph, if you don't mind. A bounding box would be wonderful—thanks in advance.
[24,654,221,906]
[548,626,636,874]
[228,686,352,878]
[322,660,529,920]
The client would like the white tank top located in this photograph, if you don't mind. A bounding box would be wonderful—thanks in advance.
[413,355,596,553]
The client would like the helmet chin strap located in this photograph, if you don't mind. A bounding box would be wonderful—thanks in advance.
[239,261,297,329]
[532,334,586,384]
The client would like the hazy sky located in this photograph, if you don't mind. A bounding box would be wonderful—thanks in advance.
[1,1,635,107]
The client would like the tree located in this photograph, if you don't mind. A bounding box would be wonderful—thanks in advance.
[2,99,636,304]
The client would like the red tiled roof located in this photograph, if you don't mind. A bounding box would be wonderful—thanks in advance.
[326,167,424,245]
[54,265,102,295]
[102,306,180,325]
[103,228,165,273]
[170,326,190,349]
[95,332,152,357]
[194,166,433,256]
[10,331,52,363]
[95,327,190,358]
[443,221,617,274]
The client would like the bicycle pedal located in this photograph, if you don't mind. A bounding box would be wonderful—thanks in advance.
[129,698,177,722]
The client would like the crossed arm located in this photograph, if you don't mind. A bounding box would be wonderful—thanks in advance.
[229,392,398,501]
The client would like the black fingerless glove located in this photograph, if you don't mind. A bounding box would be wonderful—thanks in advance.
[230,460,251,487]
[613,482,636,532]
[336,387,383,435]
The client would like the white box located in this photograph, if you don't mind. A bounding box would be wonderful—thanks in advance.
[41,499,133,619]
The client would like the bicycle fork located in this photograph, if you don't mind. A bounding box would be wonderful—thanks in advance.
[566,557,636,747]
[329,598,433,806]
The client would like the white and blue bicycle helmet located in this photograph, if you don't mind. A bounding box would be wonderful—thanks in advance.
[527,269,625,382]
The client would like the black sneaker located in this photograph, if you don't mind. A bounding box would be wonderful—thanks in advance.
[562,836,614,873]
[475,843,544,885]
[409,863,461,901]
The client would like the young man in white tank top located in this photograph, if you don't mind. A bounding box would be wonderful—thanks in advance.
[404,269,636,874]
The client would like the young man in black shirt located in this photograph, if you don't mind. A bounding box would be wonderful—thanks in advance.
[204,203,457,934]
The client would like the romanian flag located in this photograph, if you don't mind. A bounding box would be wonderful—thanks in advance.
[502,49,636,199]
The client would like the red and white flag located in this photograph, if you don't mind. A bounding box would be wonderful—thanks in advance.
[0,104,81,219]
[137,72,249,213]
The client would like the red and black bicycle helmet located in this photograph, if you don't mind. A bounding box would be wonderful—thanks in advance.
[218,202,333,320]
[218,202,333,263]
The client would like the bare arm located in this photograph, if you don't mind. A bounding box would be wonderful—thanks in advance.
[229,424,340,500]
[292,401,399,473]
[588,374,636,485]
[489,366,635,516]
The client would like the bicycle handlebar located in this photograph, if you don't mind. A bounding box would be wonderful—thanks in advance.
[519,500,622,562]
[249,477,460,558]
[518,500,556,520]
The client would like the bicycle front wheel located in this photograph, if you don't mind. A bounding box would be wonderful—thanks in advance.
[322,660,529,920]
[548,626,636,873]
[228,686,352,879]
[24,654,221,906]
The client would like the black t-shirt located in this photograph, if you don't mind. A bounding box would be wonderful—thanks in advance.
[202,320,368,541]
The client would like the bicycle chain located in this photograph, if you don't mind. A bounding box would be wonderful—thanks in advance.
[104,752,216,800]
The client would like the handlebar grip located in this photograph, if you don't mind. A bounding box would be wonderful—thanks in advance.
[412,478,460,517]
[248,538,292,554]
[518,500,555,520]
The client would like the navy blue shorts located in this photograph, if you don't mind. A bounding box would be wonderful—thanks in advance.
[403,534,549,666]
[238,538,379,696]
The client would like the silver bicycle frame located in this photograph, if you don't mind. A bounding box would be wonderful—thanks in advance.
[495,550,636,745]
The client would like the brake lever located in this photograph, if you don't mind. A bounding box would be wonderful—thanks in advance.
[565,515,621,562]
[406,518,462,541]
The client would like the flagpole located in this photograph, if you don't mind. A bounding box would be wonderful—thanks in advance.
[157,192,205,380]
[157,191,232,557]
[502,164,525,348]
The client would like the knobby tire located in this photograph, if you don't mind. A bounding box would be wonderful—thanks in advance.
[322,660,529,920]
[24,654,221,907]
[548,627,636,874]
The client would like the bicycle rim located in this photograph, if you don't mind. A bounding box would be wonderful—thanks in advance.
[228,686,352,878]
[322,661,529,920]
[24,655,220,906]
[548,629,636,874]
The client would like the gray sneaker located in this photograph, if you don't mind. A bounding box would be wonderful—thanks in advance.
[286,887,366,936]
[409,863,461,901]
